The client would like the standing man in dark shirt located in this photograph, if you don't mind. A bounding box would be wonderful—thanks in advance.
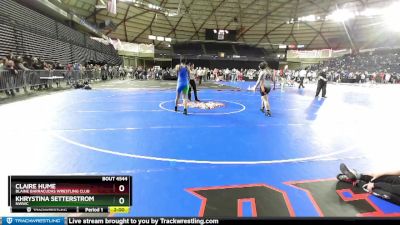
[315,67,328,98]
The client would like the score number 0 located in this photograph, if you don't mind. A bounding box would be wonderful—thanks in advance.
[118,184,125,205]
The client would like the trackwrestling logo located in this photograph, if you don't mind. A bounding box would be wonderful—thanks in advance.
[2,217,64,225]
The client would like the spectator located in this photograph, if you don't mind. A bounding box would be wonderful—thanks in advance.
[5,58,17,96]
[315,67,328,98]
[0,57,6,71]
[15,56,29,92]
[338,163,400,205]
[299,68,306,89]
[188,63,200,102]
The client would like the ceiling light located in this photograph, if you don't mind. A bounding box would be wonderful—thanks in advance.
[157,36,164,41]
[148,35,156,40]
[383,2,400,32]
[326,9,355,22]
[360,8,381,17]
[301,15,316,22]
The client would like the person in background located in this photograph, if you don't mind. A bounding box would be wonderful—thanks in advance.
[361,71,366,84]
[337,163,400,205]
[0,58,8,95]
[188,63,200,102]
[206,67,211,81]
[231,68,237,82]
[212,68,218,81]
[315,67,328,98]
[108,65,113,79]
[5,58,17,96]
[224,68,230,81]
[272,69,276,90]
[142,68,147,80]
[198,67,204,85]
[15,56,29,93]
[385,72,391,84]
[238,69,244,81]
[299,67,306,89]
[0,57,7,71]
[6,52,15,61]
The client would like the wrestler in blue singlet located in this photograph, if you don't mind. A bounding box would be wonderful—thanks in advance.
[175,60,190,115]
[177,65,189,94]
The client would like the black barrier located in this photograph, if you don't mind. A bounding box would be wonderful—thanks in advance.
[0,70,68,91]
[0,69,108,93]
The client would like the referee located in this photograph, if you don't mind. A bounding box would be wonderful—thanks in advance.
[315,67,328,98]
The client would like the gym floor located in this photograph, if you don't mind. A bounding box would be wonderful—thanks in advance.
[0,80,399,217]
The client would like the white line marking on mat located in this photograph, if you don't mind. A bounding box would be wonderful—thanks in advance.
[77,109,164,113]
[52,132,358,165]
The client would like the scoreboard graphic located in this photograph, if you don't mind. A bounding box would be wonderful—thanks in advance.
[8,176,132,213]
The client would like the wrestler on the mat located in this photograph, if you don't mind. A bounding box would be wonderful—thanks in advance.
[252,61,272,117]
[174,58,190,115]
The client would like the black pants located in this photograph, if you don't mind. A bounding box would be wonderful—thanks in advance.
[315,80,327,97]
[299,77,305,88]
[360,175,400,195]
[199,76,203,85]
[188,79,199,101]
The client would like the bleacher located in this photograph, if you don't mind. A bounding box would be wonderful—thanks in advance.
[0,23,17,57]
[57,23,85,47]
[320,49,400,74]
[0,0,121,65]
[172,42,266,59]
[172,43,203,55]
[204,43,235,55]
[0,0,57,38]
[235,45,265,57]
[170,41,272,69]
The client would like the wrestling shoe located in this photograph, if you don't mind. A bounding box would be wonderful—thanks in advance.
[266,110,272,117]
[340,163,360,180]
[336,174,353,183]
[183,108,188,115]
[260,107,265,113]
[174,106,178,112]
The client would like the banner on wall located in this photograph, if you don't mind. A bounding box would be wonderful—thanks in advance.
[107,40,154,56]
[287,49,332,59]
[108,0,117,15]
[139,44,155,54]
[332,49,351,57]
